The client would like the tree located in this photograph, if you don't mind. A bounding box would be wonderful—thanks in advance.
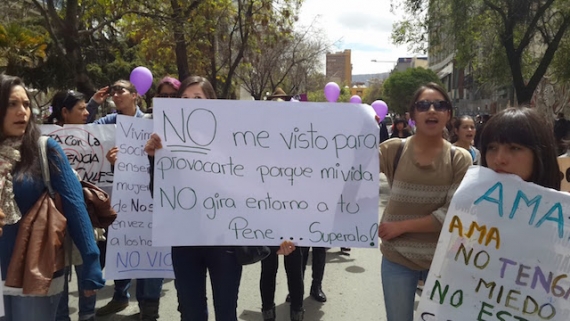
[392,0,570,105]
[363,78,383,104]
[236,23,329,100]
[0,23,48,75]
[29,0,142,94]
[382,67,442,115]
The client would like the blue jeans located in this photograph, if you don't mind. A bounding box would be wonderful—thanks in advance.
[172,246,242,321]
[381,257,429,321]
[56,265,97,321]
[2,294,62,321]
[112,278,164,304]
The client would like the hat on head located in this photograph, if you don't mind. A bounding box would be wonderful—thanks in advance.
[267,87,292,101]
[158,76,181,91]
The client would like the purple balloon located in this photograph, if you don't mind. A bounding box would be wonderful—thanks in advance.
[349,95,362,104]
[408,119,416,127]
[130,66,153,95]
[324,82,340,102]
[371,100,389,121]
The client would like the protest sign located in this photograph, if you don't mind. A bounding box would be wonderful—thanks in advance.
[105,116,174,279]
[151,99,379,248]
[558,156,570,193]
[416,166,570,321]
[41,125,115,188]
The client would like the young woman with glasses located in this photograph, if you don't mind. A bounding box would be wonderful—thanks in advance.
[378,82,472,321]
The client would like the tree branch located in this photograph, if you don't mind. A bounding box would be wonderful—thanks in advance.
[518,0,556,52]
[29,0,65,57]
[527,16,570,95]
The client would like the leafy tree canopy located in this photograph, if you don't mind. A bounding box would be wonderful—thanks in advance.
[392,0,570,105]
[382,67,442,115]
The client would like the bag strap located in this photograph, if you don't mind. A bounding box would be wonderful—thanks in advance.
[392,138,407,179]
[38,136,55,199]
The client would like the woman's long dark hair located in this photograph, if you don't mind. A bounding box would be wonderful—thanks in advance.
[0,74,42,176]
[450,115,475,144]
[177,76,217,99]
[479,107,560,190]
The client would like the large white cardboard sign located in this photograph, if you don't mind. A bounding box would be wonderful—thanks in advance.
[105,116,174,279]
[152,99,380,248]
[41,125,115,188]
[416,166,570,321]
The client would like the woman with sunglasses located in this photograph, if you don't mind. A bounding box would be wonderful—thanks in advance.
[156,76,180,98]
[85,80,164,321]
[378,82,472,321]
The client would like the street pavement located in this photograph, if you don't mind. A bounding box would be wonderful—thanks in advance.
[68,175,402,320]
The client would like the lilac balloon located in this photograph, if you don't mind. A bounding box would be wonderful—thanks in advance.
[408,119,416,127]
[371,100,389,121]
[349,95,362,104]
[323,82,340,102]
[130,66,153,95]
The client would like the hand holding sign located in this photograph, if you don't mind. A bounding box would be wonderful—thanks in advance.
[144,133,163,157]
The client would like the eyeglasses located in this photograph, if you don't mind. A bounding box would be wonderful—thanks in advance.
[156,93,178,98]
[414,100,451,112]
[106,85,127,96]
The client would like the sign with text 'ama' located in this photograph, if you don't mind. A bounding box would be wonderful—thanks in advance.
[416,166,570,321]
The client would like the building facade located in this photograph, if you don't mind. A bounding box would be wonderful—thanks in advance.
[326,49,352,85]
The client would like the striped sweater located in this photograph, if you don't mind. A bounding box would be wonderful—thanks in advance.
[379,137,471,270]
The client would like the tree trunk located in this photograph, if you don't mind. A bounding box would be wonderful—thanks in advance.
[171,0,190,82]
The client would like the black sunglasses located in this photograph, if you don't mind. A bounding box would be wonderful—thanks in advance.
[414,100,451,112]
[106,85,127,95]
[156,93,178,98]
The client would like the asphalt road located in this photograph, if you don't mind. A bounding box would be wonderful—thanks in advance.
[68,174,398,321]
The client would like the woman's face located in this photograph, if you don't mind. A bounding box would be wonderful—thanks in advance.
[157,83,178,98]
[413,89,451,137]
[181,84,207,99]
[485,142,534,181]
[62,100,89,124]
[396,122,405,131]
[111,83,137,112]
[3,85,31,137]
[456,118,476,144]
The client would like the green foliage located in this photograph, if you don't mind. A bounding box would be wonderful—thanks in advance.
[363,79,383,104]
[392,0,570,104]
[307,85,351,103]
[382,67,442,115]
[0,22,48,74]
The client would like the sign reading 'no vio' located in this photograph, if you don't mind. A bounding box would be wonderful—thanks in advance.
[151,99,380,248]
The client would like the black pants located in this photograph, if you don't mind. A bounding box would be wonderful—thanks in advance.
[302,247,326,287]
[260,246,305,311]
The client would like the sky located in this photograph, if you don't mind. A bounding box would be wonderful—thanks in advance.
[295,0,419,75]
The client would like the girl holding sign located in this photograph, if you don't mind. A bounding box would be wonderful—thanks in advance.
[378,82,472,321]
[479,107,560,189]
[145,76,298,321]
